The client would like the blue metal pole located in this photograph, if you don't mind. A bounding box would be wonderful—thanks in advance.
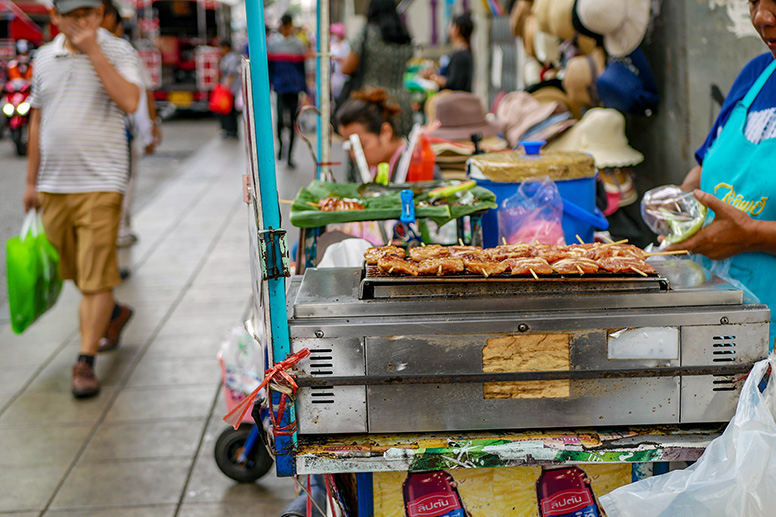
[244,0,295,477]
[316,0,323,180]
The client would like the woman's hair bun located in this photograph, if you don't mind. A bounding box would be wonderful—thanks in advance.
[352,87,402,117]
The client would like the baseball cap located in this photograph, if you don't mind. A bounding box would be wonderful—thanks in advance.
[53,0,102,14]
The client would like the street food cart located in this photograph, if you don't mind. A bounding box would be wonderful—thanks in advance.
[235,1,771,514]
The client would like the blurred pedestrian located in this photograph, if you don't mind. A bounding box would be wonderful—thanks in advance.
[23,0,141,398]
[422,13,474,92]
[7,40,34,80]
[341,0,414,136]
[330,23,350,100]
[268,13,307,168]
[218,39,241,139]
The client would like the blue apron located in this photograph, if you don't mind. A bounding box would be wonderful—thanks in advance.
[700,59,776,348]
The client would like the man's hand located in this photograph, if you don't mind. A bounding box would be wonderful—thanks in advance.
[23,184,39,213]
[665,190,757,260]
[66,23,100,56]
[144,125,162,154]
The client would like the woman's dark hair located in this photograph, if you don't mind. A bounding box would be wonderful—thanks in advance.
[336,87,402,135]
[101,0,119,23]
[453,13,474,47]
[367,0,412,45]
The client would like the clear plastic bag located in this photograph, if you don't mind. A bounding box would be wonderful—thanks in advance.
[600,357,776,517]
[218,326,264,395]
[641,185,708,246]
[497,177,565,245]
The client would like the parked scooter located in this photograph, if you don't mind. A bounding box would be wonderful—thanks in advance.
[2,78,32,155]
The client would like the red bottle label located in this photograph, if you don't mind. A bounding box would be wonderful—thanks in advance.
[407,492,464,517]
[540,488,596,516]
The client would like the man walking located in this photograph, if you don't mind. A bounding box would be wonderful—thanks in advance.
[267,13,307,168]
[218,39,241,139]
[23,0,141,398]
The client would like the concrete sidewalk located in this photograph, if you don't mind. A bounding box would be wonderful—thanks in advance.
[0,134,304,515]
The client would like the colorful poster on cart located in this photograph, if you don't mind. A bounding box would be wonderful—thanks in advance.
[373,464,632,517]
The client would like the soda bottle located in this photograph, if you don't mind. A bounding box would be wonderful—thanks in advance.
[403,470,468,517]
[536,466,600,517]
[407,135,436,182]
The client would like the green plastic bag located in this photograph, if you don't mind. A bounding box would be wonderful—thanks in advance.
[6,211,63,334]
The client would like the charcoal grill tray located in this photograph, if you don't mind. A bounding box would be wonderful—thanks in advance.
[359,264,670,300]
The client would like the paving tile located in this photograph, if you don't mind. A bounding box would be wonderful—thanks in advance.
[81,419,205,462]
[49,458,190,510]
[142,333,224,360]
[182,450,296,505]
[0,340,66,367]
[177,500,296,516]
[25,345,137,393]
[0,390,115,427]
[0,424,91,467]
[126,356,219,388]
[0,464,69,512]
[46,505,176,516]
[0,365,38,394]
[104,385,216,423]
[0,393,14,412]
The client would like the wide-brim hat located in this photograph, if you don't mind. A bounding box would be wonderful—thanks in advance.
[546,107,644,167]
[576,0,650,57]
[510,0,534,39]
[522,14,538,58]
[531,85,582,120]
[430,92,504,141]
[534,29,561,64]
[596,48,659,116]
[562,47,606,107]
[496,90,559,147]
[549,0,575,41]
[532,0,553,34]
[54,0,101,13]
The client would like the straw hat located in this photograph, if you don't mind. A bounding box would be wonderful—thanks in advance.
[510,0,534,38]
[562,47,606,108]
[546,107,644,167]
[532,0,553,34]
[549,0,575,41]
[576,0,651,57]
[531,85,582,120]
[522,14,538,58]
[430,92,504,141]
[534,29,561,64]
[496,91,559,147]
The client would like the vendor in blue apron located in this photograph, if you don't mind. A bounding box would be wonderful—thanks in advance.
[667,0,776,349]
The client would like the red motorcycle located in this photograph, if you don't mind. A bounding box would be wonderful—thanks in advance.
[2,78,31,155]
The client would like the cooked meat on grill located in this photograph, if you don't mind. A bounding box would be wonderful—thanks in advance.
[409,245,450,262]
[552,257,600,274]
[504,257,554,275]
[377,255,418,276]
[531,245,586,263]
[318,197,366,212]
[461,255,508,277]
[487,243,532,261]
[597,257,656,275]
[364,246,406,265]
[449,245,485,257]
[585,244,647,261]
[417,257,465,276]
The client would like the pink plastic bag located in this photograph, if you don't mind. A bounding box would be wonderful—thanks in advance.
[498,177,565,245]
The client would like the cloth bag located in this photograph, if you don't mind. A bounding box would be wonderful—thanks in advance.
[6,210,63,334]
[209,84,234,115]
[601,357,776,517]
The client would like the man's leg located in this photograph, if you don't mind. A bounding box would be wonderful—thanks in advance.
[286,93,299,168]
[80,290,114,356]
[276,94,287,160]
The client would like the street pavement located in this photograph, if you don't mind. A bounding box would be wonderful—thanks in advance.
[0,115,334,515]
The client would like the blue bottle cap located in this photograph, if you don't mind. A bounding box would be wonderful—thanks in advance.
[520,141,547,156]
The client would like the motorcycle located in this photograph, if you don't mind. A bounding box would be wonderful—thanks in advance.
[2,78,32,155]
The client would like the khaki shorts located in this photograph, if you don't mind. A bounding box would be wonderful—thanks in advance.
[38,192,123,294]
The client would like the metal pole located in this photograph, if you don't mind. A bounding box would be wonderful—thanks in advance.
[316,0,331,180]
[244,0,294,477]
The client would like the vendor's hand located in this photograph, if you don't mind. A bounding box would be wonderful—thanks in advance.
[418,68,435,79]
[67,22,100,56]
[665,190,756,260]
[23,184,39,213]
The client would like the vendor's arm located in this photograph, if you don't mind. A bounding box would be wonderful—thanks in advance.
[679,165,702,191]
[665,190,776,259]
[342,50,359,75]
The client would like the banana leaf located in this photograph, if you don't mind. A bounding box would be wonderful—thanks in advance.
[290,181,497,229]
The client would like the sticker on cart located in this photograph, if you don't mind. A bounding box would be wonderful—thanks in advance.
[607,327,679,360]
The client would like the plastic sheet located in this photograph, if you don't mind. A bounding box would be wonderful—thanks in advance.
[218,327,264,395]
[497,177,565,245]
[600,357,776,517]
[641,185,708,246]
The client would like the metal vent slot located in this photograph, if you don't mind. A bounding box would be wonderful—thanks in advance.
[711,337,736,362]
[309,385,334,404]
[310,349,335,375]
[713,336,736,341]
[712,375,737,392]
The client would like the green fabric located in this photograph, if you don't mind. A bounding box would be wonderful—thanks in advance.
[6,213,63,334]
[290,181,497,229]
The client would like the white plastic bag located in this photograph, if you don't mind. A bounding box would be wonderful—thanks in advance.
[317,238,373,268]
[600,357,776,517]
[218,326,264,394]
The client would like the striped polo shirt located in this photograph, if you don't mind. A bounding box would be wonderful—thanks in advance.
[29,29,142,194]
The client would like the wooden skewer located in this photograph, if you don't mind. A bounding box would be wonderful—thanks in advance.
[482,270,490,278]
[644,250,690,257]
[388,267,394,274]
[576,235,585,245]
[279,199,294,205]
[529,269,539,280]
[631,267,648,277]
[306,201,319,208]
[576,265,585,275]
[421,242,426,247]
[502,237,508,246]
[438,265,443,275]
[458,238,465,246]
[601,234,615,244]
[601,238,629,248]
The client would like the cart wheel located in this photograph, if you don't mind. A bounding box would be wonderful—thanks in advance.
[214,424,274,483]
